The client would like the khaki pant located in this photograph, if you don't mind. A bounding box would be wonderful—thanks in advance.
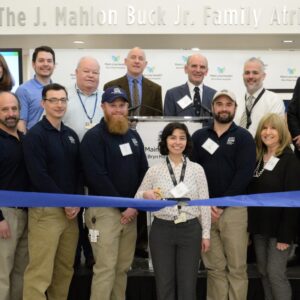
[0,207,28,300]
[202,207,248,300]
[86,207,137,300]
[23,208,78,300]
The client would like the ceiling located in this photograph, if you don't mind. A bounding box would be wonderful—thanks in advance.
[1,34,300,54]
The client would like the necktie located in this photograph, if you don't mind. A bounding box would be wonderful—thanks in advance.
[240,95,254,128]
[132,79,140,116]
[194,87,201,116]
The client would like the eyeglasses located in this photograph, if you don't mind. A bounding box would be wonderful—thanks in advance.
[44,98,68,104]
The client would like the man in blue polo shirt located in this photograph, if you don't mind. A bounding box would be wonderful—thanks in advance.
[80,86,148,300]
[22,83,81,300]
[191,90,256,300]
[16,45,55,133]
[0,91,29,300]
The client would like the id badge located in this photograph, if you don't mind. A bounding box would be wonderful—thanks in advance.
[202,138,219,155]
[170,182,189,198]
[174,212,187,224]
[177,96,193,109]
[119,143,133,156]
[85,122,96,129]
[89,229,99,243]
[264,156,279,171]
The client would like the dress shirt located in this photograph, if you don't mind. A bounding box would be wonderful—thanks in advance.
[127,74,142,106]
[234,87,285,137]
[187,81,204,101]
[135,157,211,239]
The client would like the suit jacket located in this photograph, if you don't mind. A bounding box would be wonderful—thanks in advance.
[103,75,162,116]
[163,83,216,117]
[287,77,300,157]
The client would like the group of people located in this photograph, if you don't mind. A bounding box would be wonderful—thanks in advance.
[0,45,299,300]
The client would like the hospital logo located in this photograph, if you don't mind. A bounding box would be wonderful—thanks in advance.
[146,66,155,73]
[217,67,225,74]
[182,56,188,63]
[111,55,120,62]
[287,68,296,75]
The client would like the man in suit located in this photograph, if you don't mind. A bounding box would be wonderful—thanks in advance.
[103,47,162,116]
[164,53,216,118]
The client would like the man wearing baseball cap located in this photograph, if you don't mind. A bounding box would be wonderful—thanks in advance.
[80,86,148,300]
[191,90,256,300]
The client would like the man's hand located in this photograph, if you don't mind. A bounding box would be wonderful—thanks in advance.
[64,207,80,220]
[0,220,11,239]
[293,135,300,150]
[120,208,138,225]
[211,206,223,223]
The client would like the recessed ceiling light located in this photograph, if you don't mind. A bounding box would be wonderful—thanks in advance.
[191,47,200,51]
[282,40,294,43]
[73,40,85,44]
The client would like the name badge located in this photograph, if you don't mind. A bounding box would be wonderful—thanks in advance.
[89,229,99,243]
[170,182,189,198]
[177,96,193,109]
[202,138,219,155]
[85,122,96,130]
[264,156,279,171]
[174,212,187,224]
[119,143,133,156]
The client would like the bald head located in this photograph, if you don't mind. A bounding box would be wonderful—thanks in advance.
[184,54,208,86]
[76,56,100,95]
[0,91,20,132]
[125,47,147,77]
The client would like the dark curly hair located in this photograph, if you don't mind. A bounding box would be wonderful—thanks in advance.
[158,122,193,156]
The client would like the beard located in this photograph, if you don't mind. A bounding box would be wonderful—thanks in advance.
[213,111,235,124]
[0,116,19,129]
[105,113,129,135]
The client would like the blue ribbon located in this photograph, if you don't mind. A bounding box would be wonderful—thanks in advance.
[0,190,300,210]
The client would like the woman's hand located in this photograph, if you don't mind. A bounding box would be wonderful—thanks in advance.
[201,239,210,253]
[276,242,290,251]
[143,189,162,200]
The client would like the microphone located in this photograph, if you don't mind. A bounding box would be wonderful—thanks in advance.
[128,103,162,115]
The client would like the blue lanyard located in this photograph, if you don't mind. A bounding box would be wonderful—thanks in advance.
[76,89,98,123]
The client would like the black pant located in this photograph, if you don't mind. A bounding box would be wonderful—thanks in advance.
[149,217,202,300]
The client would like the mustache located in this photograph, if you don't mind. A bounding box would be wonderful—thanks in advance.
[6,116,18,121]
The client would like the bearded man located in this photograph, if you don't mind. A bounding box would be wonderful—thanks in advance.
[191,90,256,300]
[80,86,148,300]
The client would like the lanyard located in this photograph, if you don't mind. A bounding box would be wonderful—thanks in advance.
[76,88,98,124]
[166,156,187,187]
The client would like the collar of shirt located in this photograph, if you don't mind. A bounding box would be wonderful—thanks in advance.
[0,128,23,140]
[41,116,67,132]
[75,84,98,97]
[246,86,264,100]
[208,121,238,136]
[187,81,204,100]
[33,75,52,88]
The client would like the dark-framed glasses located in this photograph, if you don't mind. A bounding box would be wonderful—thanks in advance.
[44,97,68,104]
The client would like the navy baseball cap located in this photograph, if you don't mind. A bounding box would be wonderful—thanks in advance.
[101,86,129,103]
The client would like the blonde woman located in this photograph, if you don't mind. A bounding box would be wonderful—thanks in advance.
[248,113,300,300]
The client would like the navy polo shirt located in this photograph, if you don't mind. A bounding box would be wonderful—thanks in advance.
[23,116,82,194]
[0,129,29,221]
[80,118,148,199]
[191,122,256,198]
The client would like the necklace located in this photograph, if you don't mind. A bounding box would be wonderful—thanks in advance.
[253,158,265,178]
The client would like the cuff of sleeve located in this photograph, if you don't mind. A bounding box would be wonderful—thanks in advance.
[202,229,210,240]
[0,210,4,221]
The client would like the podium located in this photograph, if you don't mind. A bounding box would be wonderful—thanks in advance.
[128,116,212,270]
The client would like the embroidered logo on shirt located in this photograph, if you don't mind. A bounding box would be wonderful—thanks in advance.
[131,138,139,147]
[68,136,76,144]
[227,137,235,145]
